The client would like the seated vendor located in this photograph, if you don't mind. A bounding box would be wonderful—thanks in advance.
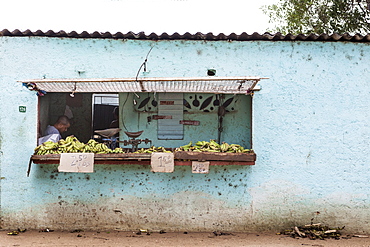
[38,115,71,145]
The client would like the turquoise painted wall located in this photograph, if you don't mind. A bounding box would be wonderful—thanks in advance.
[0,36,369,233]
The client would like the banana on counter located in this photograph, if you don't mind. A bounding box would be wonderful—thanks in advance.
[175,139,253,153]
[34,135,125,155]
[34,137,253,155]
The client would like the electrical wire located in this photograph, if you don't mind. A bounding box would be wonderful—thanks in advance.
[120,93,129,131]
[135,46,155,81]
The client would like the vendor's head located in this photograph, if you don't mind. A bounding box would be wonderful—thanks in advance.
[54,115,71,133]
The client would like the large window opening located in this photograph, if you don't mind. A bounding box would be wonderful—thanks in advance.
[33,76,262,149]
[30,76,261,166]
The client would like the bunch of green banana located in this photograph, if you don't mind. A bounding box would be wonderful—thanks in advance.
[112,147,125,153]
[134,146,172,153]
[178,141,192,151]
[223,143,252,153]
[34,141,60,155]
[57,136,86,153]
[195,139,221,151]
[34,135,125,155]
[83,140,125,154]
[176,140,253,153]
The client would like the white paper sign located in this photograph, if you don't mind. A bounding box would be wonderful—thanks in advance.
[151,152,174,173]
[192,161,210,174]
[58,153,94,173]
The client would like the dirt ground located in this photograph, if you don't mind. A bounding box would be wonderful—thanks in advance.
[0,230,369,247]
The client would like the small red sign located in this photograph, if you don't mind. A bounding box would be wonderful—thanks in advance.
[160,101,174,105]
[153,115,173,120]
[180,120,200,126]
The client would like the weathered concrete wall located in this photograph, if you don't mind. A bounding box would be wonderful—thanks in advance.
[0,36,369,233]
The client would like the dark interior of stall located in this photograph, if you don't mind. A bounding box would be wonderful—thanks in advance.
[38,93,119,144]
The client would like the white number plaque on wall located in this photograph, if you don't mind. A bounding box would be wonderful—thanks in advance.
[151,152,174,173]
[192,161,210,174]
[58,153,94,173]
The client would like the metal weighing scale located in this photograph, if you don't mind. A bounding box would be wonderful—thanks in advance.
[120,130,152,152]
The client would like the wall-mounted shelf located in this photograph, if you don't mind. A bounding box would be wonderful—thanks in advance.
[30,152,256,165]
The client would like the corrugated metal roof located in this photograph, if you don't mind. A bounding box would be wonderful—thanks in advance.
[2,29,370,42]
[20,77,265,95]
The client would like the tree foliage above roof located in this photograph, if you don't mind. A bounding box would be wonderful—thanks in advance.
[263,0,370,34]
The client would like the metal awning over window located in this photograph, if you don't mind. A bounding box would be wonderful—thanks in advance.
[20,76,267,95]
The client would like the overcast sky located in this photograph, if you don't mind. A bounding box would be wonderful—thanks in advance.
[0,0,279,35]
